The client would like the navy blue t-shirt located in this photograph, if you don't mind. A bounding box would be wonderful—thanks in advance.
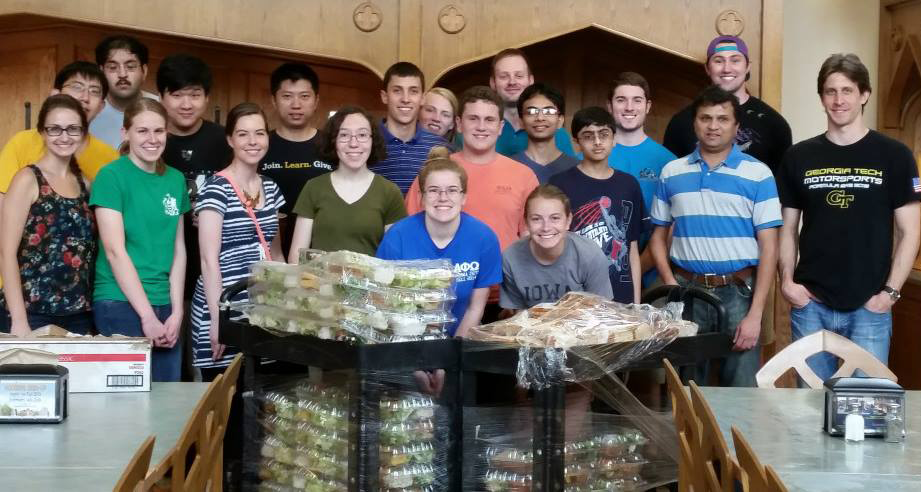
[376,212,502,335]
[549,167,646,303]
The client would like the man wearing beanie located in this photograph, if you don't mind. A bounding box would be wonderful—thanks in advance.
[663,35,792,175]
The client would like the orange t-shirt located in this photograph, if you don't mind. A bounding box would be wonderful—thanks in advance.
[405,151,539,251]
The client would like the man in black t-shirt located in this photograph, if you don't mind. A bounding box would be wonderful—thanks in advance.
[260,62,333,257]
[663,35,792,174]
[778,53,921,382]
[157,54,231,305]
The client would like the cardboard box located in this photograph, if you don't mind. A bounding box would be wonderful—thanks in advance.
[0,327,151,393]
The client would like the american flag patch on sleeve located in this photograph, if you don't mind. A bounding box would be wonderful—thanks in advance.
[914,177,921,193]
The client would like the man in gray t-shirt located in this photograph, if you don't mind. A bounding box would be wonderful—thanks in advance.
[500,233,613,309]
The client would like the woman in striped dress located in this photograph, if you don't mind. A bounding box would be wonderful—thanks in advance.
[192,102,285,380]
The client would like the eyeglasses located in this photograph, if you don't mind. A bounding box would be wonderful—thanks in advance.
[336,131,372,143]
[104,62,142,73]
[44,125,84,137]
[524,107,560,116]
[577,129,614,142]
[424,186,463,198]
[62,82,104,98]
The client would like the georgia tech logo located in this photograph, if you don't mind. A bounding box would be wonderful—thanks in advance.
[826,189,855,208]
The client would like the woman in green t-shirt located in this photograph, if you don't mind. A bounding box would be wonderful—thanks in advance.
[287,106,406,261]
[90,99,190,382]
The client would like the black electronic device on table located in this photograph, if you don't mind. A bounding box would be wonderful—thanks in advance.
[0,364,68,423]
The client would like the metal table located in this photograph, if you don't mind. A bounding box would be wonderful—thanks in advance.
[700,387,921,492]
[0,382,208,491]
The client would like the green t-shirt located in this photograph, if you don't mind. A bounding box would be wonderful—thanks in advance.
[293,173,406,255]
[90,156,190,304]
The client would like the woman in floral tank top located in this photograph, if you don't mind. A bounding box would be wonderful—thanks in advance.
[1,95,97,336]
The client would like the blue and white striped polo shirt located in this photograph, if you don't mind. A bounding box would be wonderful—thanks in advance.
[650,144,782,274]
[375,122,447,194]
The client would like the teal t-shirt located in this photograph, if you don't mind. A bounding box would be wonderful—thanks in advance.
[90,156,190,304]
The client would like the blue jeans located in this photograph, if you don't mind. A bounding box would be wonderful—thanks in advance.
[0,309,94,335]
[677,274,760,387]
[93,300,182,382]
[790,300,892,381]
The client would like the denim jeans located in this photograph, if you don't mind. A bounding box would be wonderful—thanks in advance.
[677,274,760,387]
[790,300,892,381]
[0,309,94,335]
[93,300,182,382]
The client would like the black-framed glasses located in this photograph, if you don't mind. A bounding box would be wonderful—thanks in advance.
[44,125,84,137]
[336,131,372,143]
[577,129,614,142]
[524,107,560,116]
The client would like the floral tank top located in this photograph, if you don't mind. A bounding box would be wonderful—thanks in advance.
[16,165,96,314]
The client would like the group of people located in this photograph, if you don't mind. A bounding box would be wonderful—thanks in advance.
[0,32,918,388]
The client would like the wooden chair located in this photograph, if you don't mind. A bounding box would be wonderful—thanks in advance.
[688,381,742,492]
[755,329,897,388]
[664,358,700,492]
[145,374,225,492]
[731,426,769,492]
[210,354,243,491]
[113,435,155,492]
[764,465,789,492]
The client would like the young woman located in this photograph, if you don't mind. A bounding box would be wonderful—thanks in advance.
[419,87,458,144]
[377,146,502,337]
[1,94,96,336]
[192,102,285,381]
[90,98,189,382]
[500,184,614,311]
[288,106,406,260]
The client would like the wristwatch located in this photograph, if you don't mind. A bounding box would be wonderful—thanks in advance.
[883,286,901,302]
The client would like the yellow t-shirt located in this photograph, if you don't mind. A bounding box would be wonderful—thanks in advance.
[0,129,118,193]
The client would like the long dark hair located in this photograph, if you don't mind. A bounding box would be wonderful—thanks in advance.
[37,94,88,178]
[120,98,169,175]
[318,106,387,166]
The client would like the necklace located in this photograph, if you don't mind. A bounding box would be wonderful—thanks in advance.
[241,183,261,208]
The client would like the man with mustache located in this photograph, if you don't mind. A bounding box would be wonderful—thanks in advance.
[92,35,158,149]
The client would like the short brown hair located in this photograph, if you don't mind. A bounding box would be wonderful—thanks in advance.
[318,106,387,166]
[121,98,169,175]
[458,86,503,117]
[416,146,468,193]
[608,71,651,101]
[525,184,571,218]
[491,48,531,76]
[817,53,871,96]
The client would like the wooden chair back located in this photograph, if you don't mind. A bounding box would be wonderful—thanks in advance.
[731,426,769,492]
[665,359,704,491]
[756,329,897,388]
[145,374,225,492]
[113,435,155,492]
[764,465,789,492]
[210,354,243,492]
[689,381,741,492]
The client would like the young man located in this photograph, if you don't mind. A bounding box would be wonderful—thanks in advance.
[663,36,791,174]
[260,62,333,256]
[157,53,230,308]
[650,86,781,388]
[92,35,156,148]
[157,53,230,189]
[405,86,538,252]
[489,49,575,158]
[375,62,446,194]
[549,107,645,304]
[778,54,921,381]
[510,83,578,183]
[606,72,676,286]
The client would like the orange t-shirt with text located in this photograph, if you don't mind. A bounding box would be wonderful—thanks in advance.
[404,152,539,251]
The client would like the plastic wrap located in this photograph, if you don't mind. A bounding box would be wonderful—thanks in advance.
[464,405,676,491]
[246,252,457,343]
[244,371,455,492]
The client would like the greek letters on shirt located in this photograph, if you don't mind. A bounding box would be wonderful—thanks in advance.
[453,260,480,283]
